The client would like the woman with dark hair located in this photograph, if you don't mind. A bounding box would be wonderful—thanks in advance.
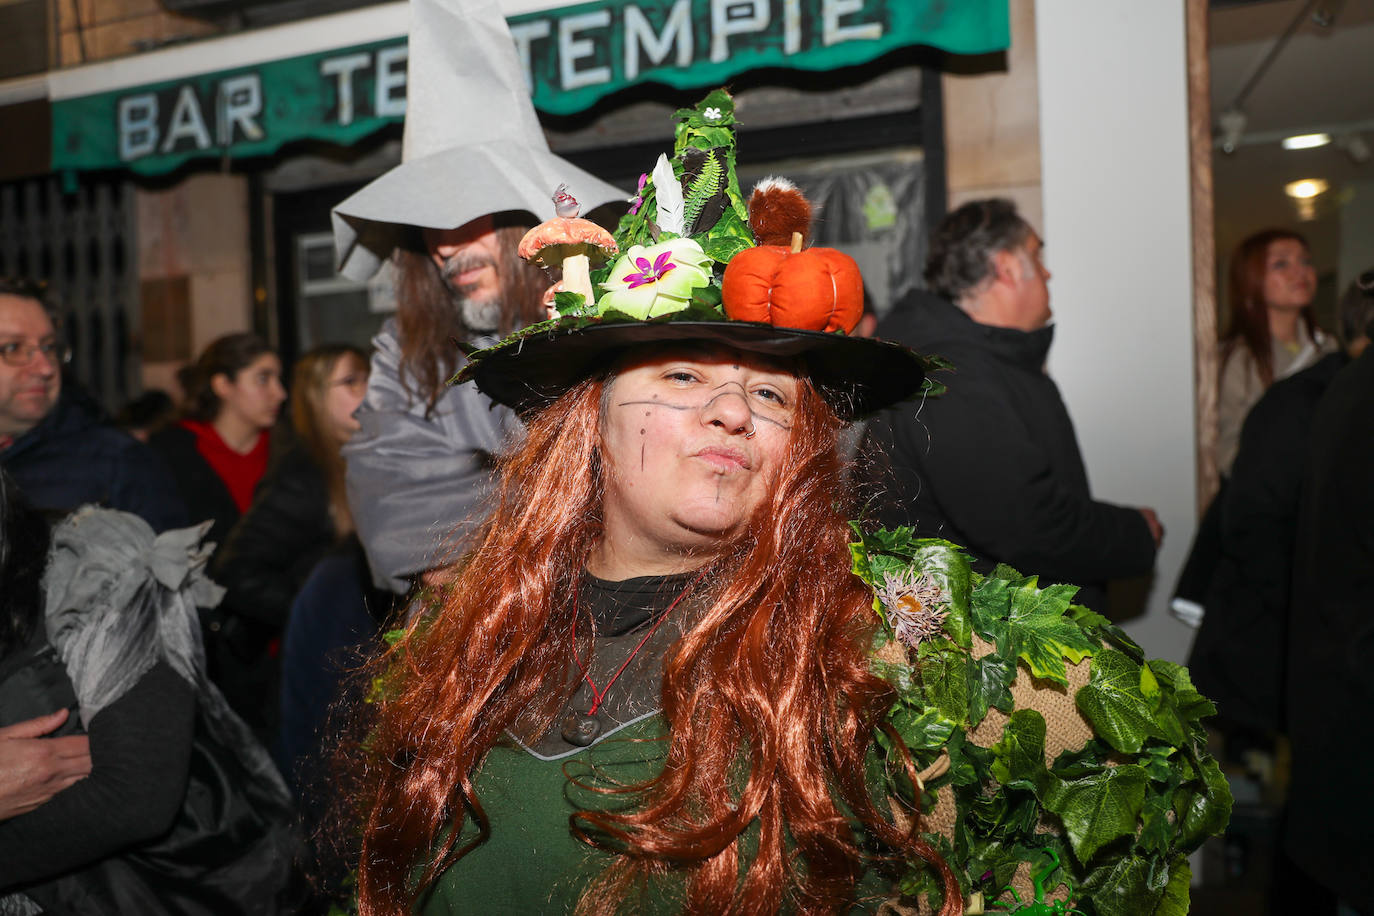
[150,332,287,546]
[215,344,370,620]
[1217,229,1335,474]
[211,344,372,738]
[0,469,297,913]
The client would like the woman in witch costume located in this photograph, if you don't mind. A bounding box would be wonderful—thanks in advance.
[343,90,1230,916]
[340,161,962,911]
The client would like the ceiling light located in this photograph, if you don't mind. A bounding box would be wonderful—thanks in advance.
[1282,133,1332,150]
[1285,179,1330,199]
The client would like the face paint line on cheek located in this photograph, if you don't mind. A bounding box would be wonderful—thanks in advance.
[616,399,691,413]
[754,414,792,431]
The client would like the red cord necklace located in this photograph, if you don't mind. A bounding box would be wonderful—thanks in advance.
[560,568,708,747]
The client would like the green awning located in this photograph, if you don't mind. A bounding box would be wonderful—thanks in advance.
[51,0,1008,179]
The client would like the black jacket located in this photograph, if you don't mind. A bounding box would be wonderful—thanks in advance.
[211,441,338,633]
[1283,348,1374,909]
[147,423,242,550]
[1187,352,1346,736]
[0,387,185,531]
[865,292,1155,610]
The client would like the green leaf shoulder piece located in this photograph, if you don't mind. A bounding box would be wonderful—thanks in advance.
[853,527,1232,916]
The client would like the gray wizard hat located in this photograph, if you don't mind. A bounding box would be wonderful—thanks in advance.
[331,0,628,281]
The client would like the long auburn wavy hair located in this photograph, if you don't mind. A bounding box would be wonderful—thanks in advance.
[346,367,959,915]
[1221,228,1320,387]
[392,221,550,412]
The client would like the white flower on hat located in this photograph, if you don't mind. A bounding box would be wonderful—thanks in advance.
[598,238,712,319]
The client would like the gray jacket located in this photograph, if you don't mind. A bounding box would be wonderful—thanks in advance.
[344,319,521,593]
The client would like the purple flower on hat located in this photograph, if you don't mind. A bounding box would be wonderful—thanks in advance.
[627,173,649,216]
[624,250,677,288]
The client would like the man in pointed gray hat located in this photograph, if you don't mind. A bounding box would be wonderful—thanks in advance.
[334,0,625,592]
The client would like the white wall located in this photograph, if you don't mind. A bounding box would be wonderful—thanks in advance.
[1035,3,1198,663]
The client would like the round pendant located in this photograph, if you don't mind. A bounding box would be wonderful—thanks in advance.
[561,711,602,747]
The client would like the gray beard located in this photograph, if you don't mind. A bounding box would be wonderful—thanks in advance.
[438,250,503,334]
[460,297,502,334]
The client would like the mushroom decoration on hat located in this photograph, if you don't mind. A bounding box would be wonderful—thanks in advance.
[517,184,619,310]
[721,177,864,333]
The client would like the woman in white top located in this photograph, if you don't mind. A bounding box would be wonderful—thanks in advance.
[1216,229,1335,475]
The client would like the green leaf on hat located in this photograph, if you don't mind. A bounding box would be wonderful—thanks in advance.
[1004,578,1096,686]
[1176,752,1232,850]
[909,541,972,648]
[1157,859,1193,916]
[1147,658,1217,725]
[553,289,593,317]
[887,704,955,752]
[1080,851,1167,916]
[969,574,1012,646]
[1067,603,1147,662]
[1137,783,1177,855]
[671,88,736,130]
[989,709,1048,794]
[918,641,970,727]
[1043,764,1148,864]
[968,650,1016,728]
[700,234,752,265]
[688,284,724,310]
[1075,650,1168,754]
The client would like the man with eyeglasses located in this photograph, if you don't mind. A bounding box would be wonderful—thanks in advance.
[0,279,184,530]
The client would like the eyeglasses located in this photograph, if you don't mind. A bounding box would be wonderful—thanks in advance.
[0,340,72,369]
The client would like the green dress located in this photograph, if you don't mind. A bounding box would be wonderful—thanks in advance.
[419,714,671,914]
[415,573,893,914]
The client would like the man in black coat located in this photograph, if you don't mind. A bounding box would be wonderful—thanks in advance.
[1282,273,1374,912]
[866,199,1158,610]
[0,279,183,531]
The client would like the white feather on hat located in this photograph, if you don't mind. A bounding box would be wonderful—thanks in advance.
[331,0,628,280]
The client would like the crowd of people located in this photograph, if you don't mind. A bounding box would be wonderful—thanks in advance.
[3,196,1365,914]
[0,1,1366,914]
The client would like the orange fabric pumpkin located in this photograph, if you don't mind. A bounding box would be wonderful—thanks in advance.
[722,239,864,333]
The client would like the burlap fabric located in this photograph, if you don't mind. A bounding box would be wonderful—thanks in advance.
[877,635,1093,913]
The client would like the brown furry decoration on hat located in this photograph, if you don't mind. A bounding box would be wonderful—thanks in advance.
[747,177,812,247]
